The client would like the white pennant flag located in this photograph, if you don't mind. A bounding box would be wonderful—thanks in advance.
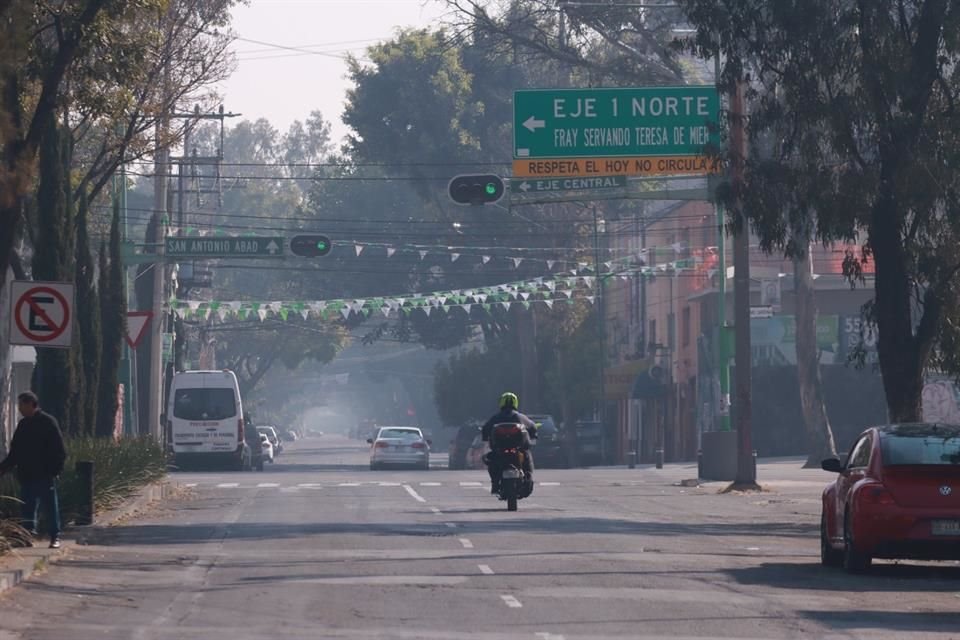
[256,309,268,322]
[299,308,309,320]
[355,244,364,256]
[228,301,242,312]
[578,262,588,271]
[476,294,487,303]
[419,250,428,260]
[380,306,390,317]
[582,276,596,288]
[547,260,555,269]
[500,301,510,311]
[586,295,595,304]
[437,296,448,306]
[563,290,574,298]
[188,301,201,312]
[545,280,556,291]
[604,261,613,270]
[482,255,491,264]
[544,299,554,309]
[174,306,187,319]
[386,247,396,258]
[424,306,432,317]
[460,304,471,314]
[520,292,531,300]
[309,301,327,313]
[451,253,460,262]
[340,307,351,320]
[353,299,366,311]
[512,257,523,268]
[217,307,229,322]
[268,301,282,314]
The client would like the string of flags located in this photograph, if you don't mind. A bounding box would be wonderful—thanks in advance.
[169,246,721,323]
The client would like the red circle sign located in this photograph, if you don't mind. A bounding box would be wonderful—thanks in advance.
[14,286,71,343]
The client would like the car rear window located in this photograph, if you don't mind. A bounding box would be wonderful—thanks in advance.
[881,435,960,465]
[173,388,236,421]
[380,429,421,440]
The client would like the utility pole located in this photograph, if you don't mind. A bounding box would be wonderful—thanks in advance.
[593,206,607,462]
[148,117,168,441]
[731,79,756,486]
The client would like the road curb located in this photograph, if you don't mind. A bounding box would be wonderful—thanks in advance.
[0,478,176,596]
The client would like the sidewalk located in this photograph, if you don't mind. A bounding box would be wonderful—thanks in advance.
[0,479,176,596]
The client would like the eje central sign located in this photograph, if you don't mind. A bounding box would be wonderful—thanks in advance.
[513,86,720,159]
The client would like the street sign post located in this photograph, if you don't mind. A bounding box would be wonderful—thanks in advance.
[164,236,284,258]
[9,281,75,348]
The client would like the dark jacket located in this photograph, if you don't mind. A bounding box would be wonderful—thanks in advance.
[0,410,67,482]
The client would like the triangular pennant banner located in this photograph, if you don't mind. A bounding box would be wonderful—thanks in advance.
[419,250,428,260]
[482,256,491,264]
[340,307,351,319]
[256,309,268,322]
[547,260,555,269]
[355,244,364,257]
[512,257,523,268]
[451,253,460,262]
[217,307,229,321]
[543,299,554,309]
[380,306,390,317]
[586,296,596,304]
[386,247,396,258]
[279,308,289,321]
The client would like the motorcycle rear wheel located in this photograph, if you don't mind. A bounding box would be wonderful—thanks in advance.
[507,497,518,511]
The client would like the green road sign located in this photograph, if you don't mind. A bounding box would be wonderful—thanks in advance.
[164,236,284,258]
[510,175,627,195]
[513,86,719,159]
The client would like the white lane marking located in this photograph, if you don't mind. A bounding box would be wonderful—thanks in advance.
[478,564,494,575]
[430,507,443,515]
[460,481,483,487]
[500,595,523,608]
[444,522,457,529]
[216,483,239,488]
[183,483,198,488]
[256,483,280,488]
[378,482,401,487]
[403,484,427,503]
[535,633,565,640]
[297,483,324,488]
[538,482,560,486]
[459,538,474,549]
[419,482,441,486]
[746,546,760,551]
[338,482,361,487]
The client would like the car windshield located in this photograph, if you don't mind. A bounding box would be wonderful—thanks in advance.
[173,388,236,421]
[882,434,960,465]
[380,429,421,440]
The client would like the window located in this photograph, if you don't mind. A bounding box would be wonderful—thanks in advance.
[173,388,236,421]
[682,306,691,347]
[881,434,960,465]
[846,435,872,468]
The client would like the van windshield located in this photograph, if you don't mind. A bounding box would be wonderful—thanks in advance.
[173,388,236,421]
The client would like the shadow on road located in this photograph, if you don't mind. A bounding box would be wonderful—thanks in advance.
[798,610,960,633]
[726,561,960,593]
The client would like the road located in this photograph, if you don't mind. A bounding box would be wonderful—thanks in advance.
[1,435,958,639]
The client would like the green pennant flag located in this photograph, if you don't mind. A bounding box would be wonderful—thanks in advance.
[279,308,289,321]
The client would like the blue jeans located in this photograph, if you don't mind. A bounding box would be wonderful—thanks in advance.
[20,478,61,539]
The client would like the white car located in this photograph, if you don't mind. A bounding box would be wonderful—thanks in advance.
[368,427,431,470]
[257,426,283,455]
[259,434,275,463]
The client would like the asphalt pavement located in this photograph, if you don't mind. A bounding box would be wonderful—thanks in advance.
[1,435,959,640]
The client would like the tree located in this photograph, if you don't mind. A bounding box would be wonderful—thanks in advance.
[679,0,960,422]
[97,201,126,437]
[74,194,101,436]
[31,112,77,431]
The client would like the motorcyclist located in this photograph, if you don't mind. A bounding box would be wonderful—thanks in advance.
[481,392,537,494]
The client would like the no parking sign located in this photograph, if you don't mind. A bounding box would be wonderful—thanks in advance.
[9,281,75,348]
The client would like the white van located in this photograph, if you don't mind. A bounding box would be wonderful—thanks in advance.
[167,370,248,470]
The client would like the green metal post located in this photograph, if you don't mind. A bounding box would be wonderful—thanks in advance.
[716,202,731,431]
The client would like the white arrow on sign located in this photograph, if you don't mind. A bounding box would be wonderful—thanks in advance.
[518,182,532,193]
[266,240,279,254]
[523,116,546,133]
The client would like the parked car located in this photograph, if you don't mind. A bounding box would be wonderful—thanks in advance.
[282,430,299,442]
[820,423,960,573]
[448,423,481,470]
[259,433,275,463]
[527,414,569,468]
[243,422,265,472]
[257,426,283,455]
[368,426,431,470]
[569,420,604,466]
[465,433,487,470]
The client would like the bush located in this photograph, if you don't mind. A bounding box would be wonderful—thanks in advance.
[0,436,166,549]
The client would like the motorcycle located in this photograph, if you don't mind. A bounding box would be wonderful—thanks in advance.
[488,422,535,511]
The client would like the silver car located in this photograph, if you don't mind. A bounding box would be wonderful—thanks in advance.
[368,427,431,470]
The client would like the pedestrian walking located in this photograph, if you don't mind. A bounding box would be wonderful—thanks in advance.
[0,391,67,549]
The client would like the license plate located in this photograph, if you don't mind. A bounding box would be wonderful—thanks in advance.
[931,520,960,536]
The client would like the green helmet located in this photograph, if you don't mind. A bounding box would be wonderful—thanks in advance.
[499,392,519,410]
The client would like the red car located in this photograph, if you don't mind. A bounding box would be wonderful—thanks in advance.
[820,423,960,573]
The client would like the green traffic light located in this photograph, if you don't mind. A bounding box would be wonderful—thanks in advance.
[316,240,327,250]
[485,183,497,195]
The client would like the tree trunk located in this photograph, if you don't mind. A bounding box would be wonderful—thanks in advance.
[794,239,837,467]
[513,305,540,409]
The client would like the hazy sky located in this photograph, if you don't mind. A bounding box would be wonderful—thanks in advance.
[218,0,449,145]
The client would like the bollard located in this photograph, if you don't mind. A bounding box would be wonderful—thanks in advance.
[752,449,758,481]
[74,460,94,526]
[655,448,664,469]
[627,439,637,469]
[697,449,703,479]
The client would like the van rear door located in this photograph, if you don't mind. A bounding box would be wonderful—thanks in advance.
[170,373,241,453]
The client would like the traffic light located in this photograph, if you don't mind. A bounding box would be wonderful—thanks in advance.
[447,174,505,206]
[290,235,332,257]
